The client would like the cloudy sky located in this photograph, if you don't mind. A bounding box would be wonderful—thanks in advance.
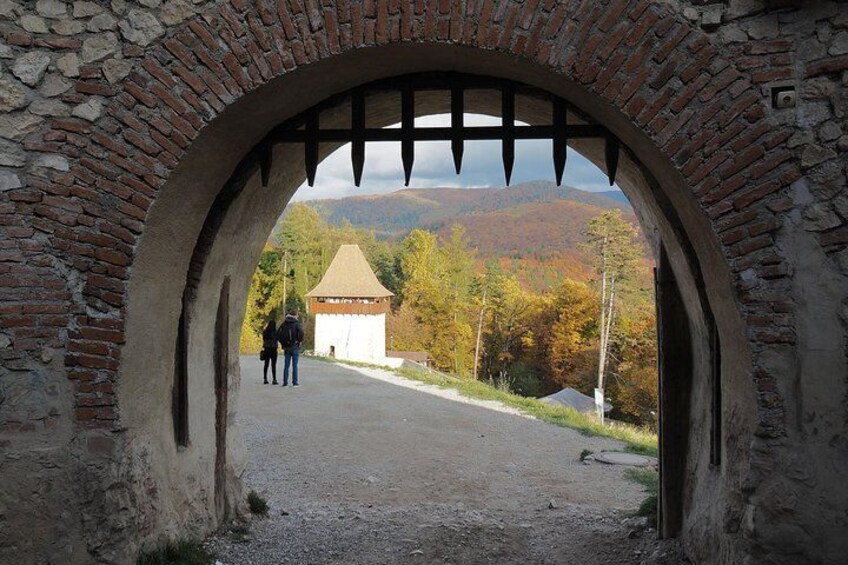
[291,114,621,201]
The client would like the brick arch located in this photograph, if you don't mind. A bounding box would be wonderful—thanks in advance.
[59,0,793,426]
[4,0,808,562]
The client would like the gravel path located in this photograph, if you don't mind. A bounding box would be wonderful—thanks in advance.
[208,356,683,564]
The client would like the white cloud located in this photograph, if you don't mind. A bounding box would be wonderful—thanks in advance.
[291,113,620,201]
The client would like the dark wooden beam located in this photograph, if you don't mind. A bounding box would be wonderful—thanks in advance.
[275,124,610,143]
[552,97,567,186]
[451,85,464,174]
[351,89,365,187]
[401,85,414,186]
[304,107,318,187]
[605,134,620,186]
[501,83,515,186]
[656,245,692,540]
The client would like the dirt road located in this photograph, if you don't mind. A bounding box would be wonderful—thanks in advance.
[209,357,681,564]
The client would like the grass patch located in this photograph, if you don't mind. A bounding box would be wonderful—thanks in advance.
[625,468,659,526]
[308,354,657,457]
[137,540,213,565]
[226,522,251,543]
[579,449,594,461]
[247,489,268,516]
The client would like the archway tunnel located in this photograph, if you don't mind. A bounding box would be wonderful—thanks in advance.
[1,2,846,564]
[121,52,750,562]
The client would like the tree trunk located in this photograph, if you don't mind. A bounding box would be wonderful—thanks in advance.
[473,287,487,381]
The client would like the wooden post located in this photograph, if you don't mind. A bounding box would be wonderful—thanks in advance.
[214,277,230,521]
[656,245,692,539]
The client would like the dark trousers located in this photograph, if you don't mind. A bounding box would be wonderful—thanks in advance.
[263,347,278,383]
[283,348,299,385]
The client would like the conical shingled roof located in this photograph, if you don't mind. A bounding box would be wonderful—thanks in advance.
[305,244,394,299]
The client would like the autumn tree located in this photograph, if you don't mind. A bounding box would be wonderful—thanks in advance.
[399,227,476,375]
[583,209,642,422]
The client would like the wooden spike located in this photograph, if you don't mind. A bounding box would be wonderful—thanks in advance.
[605,135,620,186]
[552,97,567,186]
[305,107,318,187]
[351,90,365,187]
[401,86,414,186]
[451,85,464,175]
[259,142,272,187]
[502,84,515,186]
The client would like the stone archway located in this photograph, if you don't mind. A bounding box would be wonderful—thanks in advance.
[0,2,845,564]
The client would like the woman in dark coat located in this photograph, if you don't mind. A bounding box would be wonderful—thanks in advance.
[262,318,278,384]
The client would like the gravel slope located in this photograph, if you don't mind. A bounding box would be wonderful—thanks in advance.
[208,357,683,564]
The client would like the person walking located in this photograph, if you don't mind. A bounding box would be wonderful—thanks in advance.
[261,318,279,385]
[278,309,304,387]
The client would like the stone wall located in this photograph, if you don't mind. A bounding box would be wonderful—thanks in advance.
[0,1,845,563]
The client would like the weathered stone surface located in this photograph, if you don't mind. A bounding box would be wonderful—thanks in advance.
[29,97,69,117]
[804,202,843,231]
[0,168,21,190]
[726,0,765,20]
[0,138,25,166]
[139,0,163,7]
[118,9,164,46]
[35,0,68,18]
[39,73,71,97]
[746,16,779,39]
[799,101,832,127]
[0,111,42,140]
[19,15,49,34]
[33,153,69,171]
[0,76,29,112]
[87,13,117,32]
[51,19,85,36]
[73,1,104,18]
[0,0,23,20]
[719,24,747,43]
[830,31,848,56]
[0,43,13,59]
[701,6,723,29]
[54,52,80,77]
[12,52,51,86]
[160,0,194,26]
[81,33,118,63]
[802,144,838,168]
[102,58,132,84]
[110,0,128,15]
[819,121,843,142]
[72,98,102,121]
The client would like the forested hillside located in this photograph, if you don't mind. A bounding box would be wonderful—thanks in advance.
[305,181,641,291]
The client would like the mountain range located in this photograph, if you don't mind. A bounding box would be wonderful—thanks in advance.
[309,180,633,256]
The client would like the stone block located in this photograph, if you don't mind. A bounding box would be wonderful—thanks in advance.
[73,1,104,18]
[81,33,118,63]
[55,52,80,77]
[0,168,21,190]
[0,76,29,112]
[118,9,164,46]
[87,13,117,32]
[35,0,68,19]
[12,51,51,86]
[19,15,49,34]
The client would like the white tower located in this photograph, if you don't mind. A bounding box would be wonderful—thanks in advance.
[305,244,393,363]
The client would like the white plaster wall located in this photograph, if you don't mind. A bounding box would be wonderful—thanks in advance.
[314,314,386,362]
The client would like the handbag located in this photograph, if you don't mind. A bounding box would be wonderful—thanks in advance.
[259,348,267,361]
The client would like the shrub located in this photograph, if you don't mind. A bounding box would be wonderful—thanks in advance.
[247,489,269,516]
[137,540,213,565]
